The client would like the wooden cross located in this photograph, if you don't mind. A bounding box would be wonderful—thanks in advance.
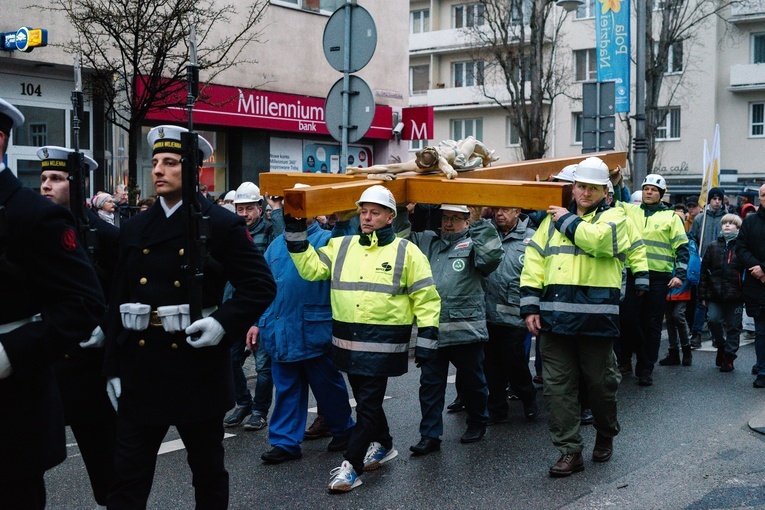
[259,151,626,217]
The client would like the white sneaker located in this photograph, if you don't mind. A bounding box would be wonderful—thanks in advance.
[362,441,398,471]
[328,461,362,493]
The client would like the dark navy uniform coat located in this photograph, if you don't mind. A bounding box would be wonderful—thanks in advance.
[104,195,276,425]
[0,167,105,479]
[53,209,120,424]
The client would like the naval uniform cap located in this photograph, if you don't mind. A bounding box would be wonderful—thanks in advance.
[147,125,213,161]
[37,146,98,172]
[0,98,25,136]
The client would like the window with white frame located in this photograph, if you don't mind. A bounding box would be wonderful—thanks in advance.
[454,3,485,28]
[506,117,521,146]
[575,49,597,81]
[510,54,531,82]
[452,61,484,88]
[751,102,764,137]
[451,118,483,140]
[573,112,584,144]
[575,0,596,19]
[410,65,429,95]
[655,40,683,73]
[410,9,430,34]
[655,107,681,140]
[753,33,765,64]
[409,139,427,151]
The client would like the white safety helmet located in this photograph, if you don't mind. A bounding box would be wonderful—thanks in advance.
[234,182,263,204]
[553,164,577,183]
[641,173,667,191]
[630,190,643,204]
[440,204,469,213]
[573,157,610,186]
[223,190,236,203]
[355,185,397,217]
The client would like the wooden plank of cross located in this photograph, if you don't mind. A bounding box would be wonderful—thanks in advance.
[259,151,626,218]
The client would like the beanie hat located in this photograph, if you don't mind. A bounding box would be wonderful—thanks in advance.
[91,194,113,210]
[708,187,725,202]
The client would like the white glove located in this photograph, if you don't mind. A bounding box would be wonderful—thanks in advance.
[0,342,12,379]
[79,326,105,348]
[185,317,225,348]
[106,377,121,412]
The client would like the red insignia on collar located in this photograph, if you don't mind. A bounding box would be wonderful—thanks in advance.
[61,228,78,252]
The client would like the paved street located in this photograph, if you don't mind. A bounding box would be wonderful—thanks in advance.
[46,337,765,509]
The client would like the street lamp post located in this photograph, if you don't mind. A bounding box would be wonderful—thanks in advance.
[557,0,648,188]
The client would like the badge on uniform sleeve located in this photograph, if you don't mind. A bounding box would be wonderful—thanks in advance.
[61,228,78,252]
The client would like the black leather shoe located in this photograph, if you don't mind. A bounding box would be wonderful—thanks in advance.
[754,375,765,388]
[460,427,486,444]
[592,433,613,462]
[523,398,539,421]
[638,373,653,386]
[549,453,584,477]
[327,435,350,452]
[447,397,465,412]
[410,437,441,456]
[261,446,302,464]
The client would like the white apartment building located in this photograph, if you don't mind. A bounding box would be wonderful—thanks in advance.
[408,0,765,201]
[1,0,409,197]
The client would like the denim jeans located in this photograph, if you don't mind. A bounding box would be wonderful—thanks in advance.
[707,301,743,355]
[230,340,273,417]
[666,301,690,349]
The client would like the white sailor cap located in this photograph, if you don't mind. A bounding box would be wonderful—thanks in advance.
[0,98,24,135]
[440,204,469,214]
[147,125,213,161]
[37,146,98,172]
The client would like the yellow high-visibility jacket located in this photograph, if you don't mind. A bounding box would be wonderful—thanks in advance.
[290,227,440,377]
[520,202,635,337]
[619,202,689,279]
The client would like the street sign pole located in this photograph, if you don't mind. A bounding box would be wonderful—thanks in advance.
[341,0,352,173]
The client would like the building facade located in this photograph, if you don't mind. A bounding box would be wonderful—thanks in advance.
[408,0,765,202]
[1,0,410,198]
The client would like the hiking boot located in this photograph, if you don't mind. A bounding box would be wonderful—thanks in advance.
[549,453,584,477]
[304,415,332,440]
[681,345,693,366]
[658,349,680,366]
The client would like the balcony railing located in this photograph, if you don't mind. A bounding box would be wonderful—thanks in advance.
[730,63,765,90]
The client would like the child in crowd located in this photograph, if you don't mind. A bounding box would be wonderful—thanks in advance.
[698,214,744,372]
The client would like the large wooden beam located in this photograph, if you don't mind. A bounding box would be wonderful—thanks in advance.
[457,151,627,181]
[263,151,624,216]
[281,178,571,217]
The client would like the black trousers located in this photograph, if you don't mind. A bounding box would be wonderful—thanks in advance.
[71,414,117,506]
[485,324,536,417]
[107,415,228,510]
[344,374,392,474]
[0,473,46,510]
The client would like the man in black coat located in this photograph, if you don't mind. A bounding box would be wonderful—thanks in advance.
[38,145,120,509]
[0,98,106,509]
[104,125,276,509]
[736,184,765,388]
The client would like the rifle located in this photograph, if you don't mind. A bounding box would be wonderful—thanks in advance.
[181,25,209,326]
[68,55,98,262]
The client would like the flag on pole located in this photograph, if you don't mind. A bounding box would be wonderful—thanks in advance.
[699,124,720,208]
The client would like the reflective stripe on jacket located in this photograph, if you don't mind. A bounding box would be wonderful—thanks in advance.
[290,230,440,377]
[621,203,689,278]
[520,202,633,337]
[410,218,502,347]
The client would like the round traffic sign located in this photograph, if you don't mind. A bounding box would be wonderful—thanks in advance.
[324,76,375,144]
[323,4,377,73]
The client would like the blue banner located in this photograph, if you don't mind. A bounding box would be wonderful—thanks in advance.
[596,0,630,113]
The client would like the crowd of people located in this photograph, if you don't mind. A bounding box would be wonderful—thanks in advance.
[3,93,765,507]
